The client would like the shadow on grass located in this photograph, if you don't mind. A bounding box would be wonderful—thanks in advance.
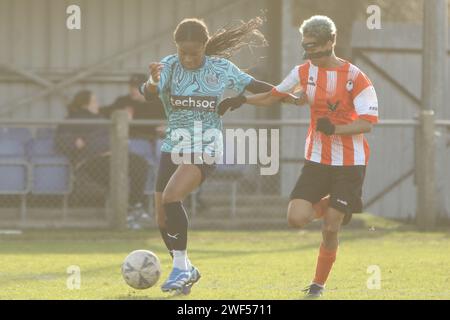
[0,227,392,256]
[0,213,447,257]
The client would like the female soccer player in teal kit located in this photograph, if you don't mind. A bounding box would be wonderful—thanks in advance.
[140,17,291,294]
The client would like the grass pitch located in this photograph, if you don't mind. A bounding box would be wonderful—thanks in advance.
[0,215,449,300]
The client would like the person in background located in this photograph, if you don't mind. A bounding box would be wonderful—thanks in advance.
[100,74,166,142]
[55,90,151,229]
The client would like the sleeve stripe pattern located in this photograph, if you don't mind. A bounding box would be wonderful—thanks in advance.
[272,66,301,95]
[303,62,379,166]
[353,84,379,123]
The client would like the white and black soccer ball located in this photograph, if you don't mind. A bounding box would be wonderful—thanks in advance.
[121,250,161,289]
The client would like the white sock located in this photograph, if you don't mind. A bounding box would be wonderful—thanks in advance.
[312,282,325,288]
[172,250,188,271]
[186,257,192,270]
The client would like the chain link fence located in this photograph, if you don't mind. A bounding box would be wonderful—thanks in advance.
[0,116,289,229]
[0,115,449,230]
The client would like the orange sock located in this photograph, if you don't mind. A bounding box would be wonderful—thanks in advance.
[312,196,330,219]
[313,243,337,286]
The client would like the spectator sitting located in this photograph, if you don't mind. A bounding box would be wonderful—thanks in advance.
[55,90,150,228]
[100,73,166,141]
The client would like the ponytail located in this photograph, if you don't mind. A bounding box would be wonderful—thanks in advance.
[174,17,267,59]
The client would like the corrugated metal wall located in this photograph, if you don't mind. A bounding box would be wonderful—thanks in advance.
[0,0,270,120]
[351,22,450,219]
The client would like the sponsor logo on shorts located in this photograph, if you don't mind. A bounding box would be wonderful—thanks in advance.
[170,95,217,112]
[337,199,348,206]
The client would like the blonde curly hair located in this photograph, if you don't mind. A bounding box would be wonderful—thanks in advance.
[299,15,337,44]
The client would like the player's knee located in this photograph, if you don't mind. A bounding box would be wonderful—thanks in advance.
[287,210,310,228]
[322,222,341,236]
[161,190,182,204]
[287,200,314,228]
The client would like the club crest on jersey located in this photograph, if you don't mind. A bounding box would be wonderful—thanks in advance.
[346,80,354,92]
[205,74,219,86]
[327,100,340,112]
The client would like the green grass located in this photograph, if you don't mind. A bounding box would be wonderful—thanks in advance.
[0,215,449,300]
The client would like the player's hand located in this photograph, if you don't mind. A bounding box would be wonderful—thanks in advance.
[148,63,163,83]
[218,95,247,116]
[294,91,308,106]
[316,117,336,135]
[156,125,166,138]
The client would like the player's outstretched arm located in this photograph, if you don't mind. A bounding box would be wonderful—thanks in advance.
[244,78,307,107]
[243,80,284,107]
[217,92,278,116]
[218,91,306,116]
[238,90,307,108]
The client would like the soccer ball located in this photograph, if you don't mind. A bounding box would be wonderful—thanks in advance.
[121,250,161,289]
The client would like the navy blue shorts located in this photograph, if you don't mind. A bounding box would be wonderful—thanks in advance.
[155,152,216,193]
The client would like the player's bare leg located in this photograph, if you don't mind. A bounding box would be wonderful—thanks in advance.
[312,195,330,220]
[287,199,315,228]
[321,207,344,249]
[287,196,330,228]
[304,207,344,298]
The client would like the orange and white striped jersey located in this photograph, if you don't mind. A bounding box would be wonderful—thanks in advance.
[272,59,379,166]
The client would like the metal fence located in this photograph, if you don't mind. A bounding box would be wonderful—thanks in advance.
[0,113,448,229]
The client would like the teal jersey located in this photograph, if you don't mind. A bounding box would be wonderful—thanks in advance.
[156,54,253,156]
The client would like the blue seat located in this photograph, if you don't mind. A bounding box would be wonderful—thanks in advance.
[31,156,71,194]
[29,138,56,156]
[0,139,29,194]
[0,140,27,157]
[28,138,71,195]
[129,139,153,160]
[36,127,56,139]
[0,127,32,143]
[0,160,29,194]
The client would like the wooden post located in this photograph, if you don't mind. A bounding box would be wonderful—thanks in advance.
[110,110,129,230]
[422,0,448,116]
[416,110,437,230]
[418,0,447,230]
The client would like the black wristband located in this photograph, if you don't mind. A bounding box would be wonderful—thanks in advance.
[238,95,247,104]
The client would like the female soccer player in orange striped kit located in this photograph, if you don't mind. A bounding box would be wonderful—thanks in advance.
[219,15,379,298]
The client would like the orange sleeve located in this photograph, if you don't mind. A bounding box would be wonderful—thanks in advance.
[352,69,379,122]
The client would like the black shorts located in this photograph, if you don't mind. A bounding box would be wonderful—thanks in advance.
[155,152,216,193]
[290,161,366,216]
